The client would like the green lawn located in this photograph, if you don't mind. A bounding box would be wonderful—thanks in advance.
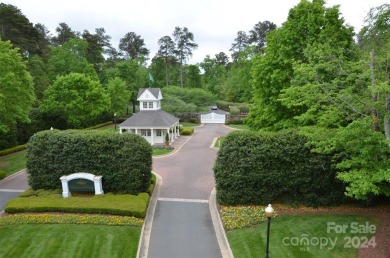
[0,224,141,258]
[226,124,250,130]
[214,136,225,147]
[180,122,200,127]
[227,214,378,258]
[152,148,173,156]
[0,150,26,176]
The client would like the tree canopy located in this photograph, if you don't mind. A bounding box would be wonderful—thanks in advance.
[40,73,109,127]
[0,39,35,133]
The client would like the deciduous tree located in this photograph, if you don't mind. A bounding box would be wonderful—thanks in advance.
[41,73,109,127]
[0,40,35,133]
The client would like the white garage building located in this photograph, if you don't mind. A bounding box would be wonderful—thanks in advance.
[200,109,229,124]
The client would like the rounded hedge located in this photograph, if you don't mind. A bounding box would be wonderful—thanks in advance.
[27,130,152,194]
[180,127,194,135]
[214,130,346,207]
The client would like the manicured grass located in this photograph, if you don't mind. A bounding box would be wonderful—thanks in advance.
[214,136,225,147]
[0,224,141,258]
[0,150,26,176]
[227,214,378,258]
[152,148,174,156]
[226,124,250,130]
[180,122,200,127]
[6,191,150,217]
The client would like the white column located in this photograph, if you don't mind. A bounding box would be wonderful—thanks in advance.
[151,128,154,145]
[60,176,71,198]
[177,122,180,136]
[135,128,138,135]
[93,176,104,195]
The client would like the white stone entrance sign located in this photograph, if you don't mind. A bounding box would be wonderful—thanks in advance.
[60,172,103,198]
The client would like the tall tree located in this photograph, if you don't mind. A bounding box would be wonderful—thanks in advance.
[157,36,176,86]
[82,28,112,74]
[199,54,227,95]
[51,22,78,46]
[173,27,198,87]
[41,73,109,128]
[247,0,355,130]
[0,3,42,56]
[0,39,35,133]
[105,77,130,115]
[248,20,277,53]
[358,4,390,137]
[230,31,248,61]
[215,52,229,66]
[34,23,51,58]
[119,32,149,60]
[185,65,202,88]
[47,38,98,82]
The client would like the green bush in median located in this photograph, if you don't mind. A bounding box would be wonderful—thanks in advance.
[27,130,152,194]
[214,130,346,207]
[180,127,194,135]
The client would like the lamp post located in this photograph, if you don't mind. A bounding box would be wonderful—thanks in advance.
[114,113,117,131]
[265,204,274,258]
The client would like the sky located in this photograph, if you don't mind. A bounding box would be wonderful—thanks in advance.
[4,0,389,64]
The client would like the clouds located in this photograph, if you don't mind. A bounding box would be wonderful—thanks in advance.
[4,0,389,64]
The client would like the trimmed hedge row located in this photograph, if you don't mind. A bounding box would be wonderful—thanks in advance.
[27,130,152,194]
[0,144,27,156]
[180,127,194,135]
[214,130,346,207]
[5,192,150,217]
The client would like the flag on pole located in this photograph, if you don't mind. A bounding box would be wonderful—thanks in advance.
[149,73,154,86]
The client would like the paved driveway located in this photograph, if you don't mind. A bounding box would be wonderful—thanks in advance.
[147,124,232,258]
[0,170,29,212]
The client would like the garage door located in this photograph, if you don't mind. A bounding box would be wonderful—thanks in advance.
[201,112,226,123]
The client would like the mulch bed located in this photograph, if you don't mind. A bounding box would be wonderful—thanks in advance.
[273,203,390,258]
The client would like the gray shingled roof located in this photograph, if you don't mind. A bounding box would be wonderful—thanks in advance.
[137,88,161,99]
[120,110,179,127]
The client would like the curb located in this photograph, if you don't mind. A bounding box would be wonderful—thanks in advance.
[2,169,27,182]
[136,172,162,258]
[209,187,234,258]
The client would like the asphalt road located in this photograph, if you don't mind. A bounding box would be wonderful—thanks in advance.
[0,170,29,212]
[148,124,232,258]
[148,201,222,258]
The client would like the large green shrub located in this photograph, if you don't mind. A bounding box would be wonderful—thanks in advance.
[180,127,194,135]
[27,130,152,194]
[214,130,345,207]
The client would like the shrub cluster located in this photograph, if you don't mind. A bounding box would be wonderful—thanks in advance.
[180,127,194,135]
[27,130,152,194]
[0,144,27,156]
[214,130,346,207]
[0,170,6,180]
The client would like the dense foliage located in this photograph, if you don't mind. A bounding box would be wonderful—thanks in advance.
[214,130,346,207]
[27,130,152,194]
